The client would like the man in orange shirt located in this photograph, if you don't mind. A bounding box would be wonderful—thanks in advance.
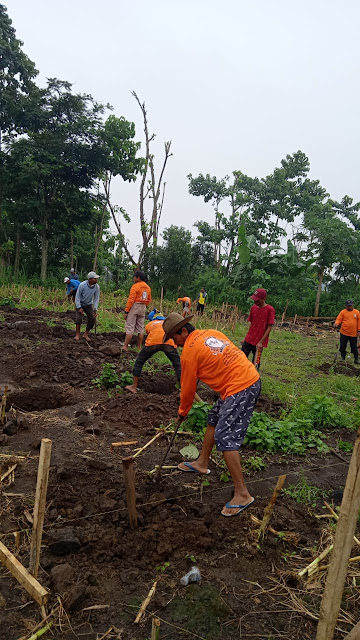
[123,271,152,352]
[334,299,360,364]
[177,296,191,310]
[125,316,181,393]
[162,312,261,517]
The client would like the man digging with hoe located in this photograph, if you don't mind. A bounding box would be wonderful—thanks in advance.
[74,271,100,342]
[162,312,261,517]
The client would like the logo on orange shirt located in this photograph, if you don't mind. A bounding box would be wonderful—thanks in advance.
[205,337,230,355]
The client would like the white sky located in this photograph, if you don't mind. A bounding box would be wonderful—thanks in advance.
[8,0,360,258]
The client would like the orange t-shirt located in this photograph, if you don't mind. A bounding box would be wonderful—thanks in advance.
[145,320,176,348]
[177,297,191,308]
[335,309,360,337]
[179,329,260,417]
[125,281,152,312]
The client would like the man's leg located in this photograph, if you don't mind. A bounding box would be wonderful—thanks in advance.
[123,307,136,351]
[163,345,181,382]
[222,451,252,514]
[75,308,82,340]
[135,304,146,350]
[137,333,144,349]
[83,306,95,342]
[339,334,347,360]
[177,399,222,473]
[241,341,256,361]
[125,346,157,393]
[349,336,359,363]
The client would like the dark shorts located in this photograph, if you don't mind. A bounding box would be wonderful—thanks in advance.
[207,378,261,451]
[197,303,205,313]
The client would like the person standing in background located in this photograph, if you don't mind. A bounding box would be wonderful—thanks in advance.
[241,288,275,370]
[74,271,100,342]
[196,288,207,314]
[334,299,360,364]
[123,271,152,352]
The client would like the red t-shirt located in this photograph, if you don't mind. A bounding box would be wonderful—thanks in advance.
[245,304,275,347]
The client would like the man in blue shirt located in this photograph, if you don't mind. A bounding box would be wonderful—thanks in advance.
[64,277,80,302]
[74,271,100,342]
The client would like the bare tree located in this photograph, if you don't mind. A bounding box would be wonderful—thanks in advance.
[132,91,172,265]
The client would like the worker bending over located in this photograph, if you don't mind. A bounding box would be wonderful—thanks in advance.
[125,316,181,393]
[162,312,261,517]
[177,296,191,310]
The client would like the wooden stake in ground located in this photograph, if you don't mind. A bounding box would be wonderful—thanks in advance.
[151,617,160,640]
[1,384,8,424]
[343,619,360,640]
[134,579,158,623]
[258,474,287,539]
[316,427,360,640]
[29,438,52,578]
[122,456,138,529]
[0,541,48,605]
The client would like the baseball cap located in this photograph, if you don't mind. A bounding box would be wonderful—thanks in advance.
[64,277,70,283]
[87,271,100,279]
[345,299,354,306]
[250,288,267,302]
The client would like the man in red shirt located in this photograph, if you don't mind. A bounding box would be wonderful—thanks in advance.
[242,288,275,369]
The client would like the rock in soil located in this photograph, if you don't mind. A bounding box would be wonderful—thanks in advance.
[64,584,87,612]
[99,344,121,356]
[51,563,75,595]
[47,528,81,556]
[3,421,18,436]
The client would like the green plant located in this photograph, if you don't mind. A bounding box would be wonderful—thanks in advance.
[119,371,133,387]
[220,471,230,483]
[185,554,197,563]
[156,561,170,573]
[243,455,266,473]
[292,395,350,430]
[244,412,329,455]
[92,363,120,390]
[184,401,210,434]
[0,296,15,307]
[338,439,353,453]
[283,473,328,507]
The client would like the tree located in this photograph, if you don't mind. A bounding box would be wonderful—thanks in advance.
[151,225,192,293]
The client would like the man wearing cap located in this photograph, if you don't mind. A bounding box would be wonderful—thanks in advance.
[74,271,100,342]
[241,288,275,369]
[123,271,152,352]
[334,300,360,364]
[125,315,181,394]
[64,276,80,302]
[162,312,261,517]
[69,267,79,281]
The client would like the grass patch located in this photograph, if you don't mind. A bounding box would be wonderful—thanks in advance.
[283,473,329,507]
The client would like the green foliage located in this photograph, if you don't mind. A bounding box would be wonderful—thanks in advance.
[119,371,133,387]
[220,471,230,483]
[244,412,329,455]
[283,473,328,507]
[292,395,350,429]
[338,439,353,453]
[183,402,210,434]
[155,561,170,573]
[0,296,15,307]
[92,363,120,389]
[185,554,197,563]
[243,455,266,473]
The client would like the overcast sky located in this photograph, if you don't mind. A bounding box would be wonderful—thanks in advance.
[9,0,360,257]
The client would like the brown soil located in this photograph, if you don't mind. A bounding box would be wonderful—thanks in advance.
[0,308,357,640]
[319,361,360,377]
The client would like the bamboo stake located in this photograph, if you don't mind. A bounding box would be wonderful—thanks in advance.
[324,501,360,546]
[29,439,52,578]
[151,617,160,640]
[258,474,286,539]
[111,441,138,447]
[319,555,360,571]
[122,456,138,529]
[0,541,48,605]
[134,579,158,623]
[133,430,166,459]
[1,384,8,424]
[0,463,17,484]
[316,428,360,640]
[28,621,53,640]
[298,544,334,578]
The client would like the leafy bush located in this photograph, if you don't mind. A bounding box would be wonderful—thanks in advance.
[338,439,353,453]
[243,455,266,473]
[292,395,349,430]
[184,402,210,434]
[0,297,15,307]
[92,363,120,389]
[244,412,328,455]
[119,371,133,387]
[283,473,328,506]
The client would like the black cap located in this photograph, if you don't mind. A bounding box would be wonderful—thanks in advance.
[345,299,354,306]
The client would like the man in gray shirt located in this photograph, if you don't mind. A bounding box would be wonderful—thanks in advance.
[75,271,100,342]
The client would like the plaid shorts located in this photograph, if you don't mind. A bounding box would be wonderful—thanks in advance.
[208,379,261,451]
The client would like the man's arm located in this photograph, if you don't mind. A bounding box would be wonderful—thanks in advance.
[178,356,198,417]
[75,284,82,309]
[256,325,273,348]
[334,311,343,329]
[125,285,136,313]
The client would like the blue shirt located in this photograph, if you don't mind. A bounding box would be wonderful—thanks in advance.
[66,279,80,294]
[75,281,100,310]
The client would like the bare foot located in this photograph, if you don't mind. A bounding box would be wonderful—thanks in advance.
[83,334,91,343]
[177,460,210,474]
[125,385,137,394]
[221,495,254,517]
[122,346,129,352]
[75,335,80,341]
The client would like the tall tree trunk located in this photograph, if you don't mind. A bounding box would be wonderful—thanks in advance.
[93,205,106,271]
[40,214,48,282]
[314,267,324,317]
[14,226,20,274]
[70,229,74,269]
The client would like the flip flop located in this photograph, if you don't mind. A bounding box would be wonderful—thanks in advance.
[221,497,255,517]
[178,462,211,475]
